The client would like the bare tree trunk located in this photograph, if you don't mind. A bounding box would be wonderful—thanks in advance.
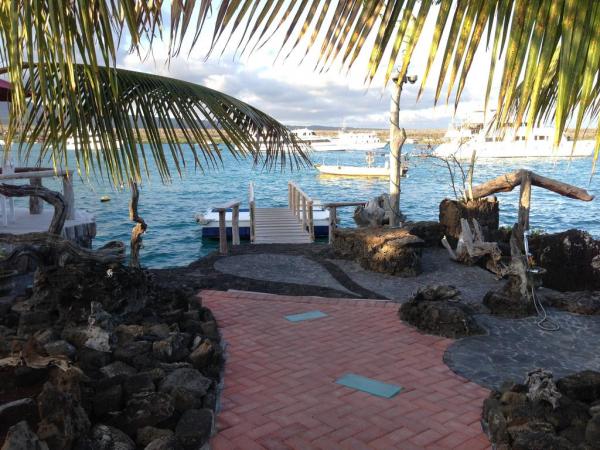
[129,181,147,268]
[389,81,406,226]
[0,183,66,234]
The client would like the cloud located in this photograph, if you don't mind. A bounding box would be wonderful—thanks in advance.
[116,4,494,129]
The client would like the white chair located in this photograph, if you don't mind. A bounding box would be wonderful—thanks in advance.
[1,158,15,226]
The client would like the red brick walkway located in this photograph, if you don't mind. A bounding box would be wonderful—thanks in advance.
[201,290,491,450]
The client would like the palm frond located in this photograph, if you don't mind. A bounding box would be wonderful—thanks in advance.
[179,0,600,158]
[0,1,306,187]
[14,64,306,186]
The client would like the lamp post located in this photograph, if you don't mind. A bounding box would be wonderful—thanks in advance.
[389,73,417,227]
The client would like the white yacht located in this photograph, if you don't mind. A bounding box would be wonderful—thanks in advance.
[434,111,595,160]
[290,128,386,152]
[66,136,121,151]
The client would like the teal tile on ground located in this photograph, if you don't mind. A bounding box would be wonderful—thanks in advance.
[285,310,328,322]
[335,373,402,398]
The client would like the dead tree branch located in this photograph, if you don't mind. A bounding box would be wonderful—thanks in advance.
[0,183,66,234]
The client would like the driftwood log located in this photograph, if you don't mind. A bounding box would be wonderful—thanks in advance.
[441,218,506,276]
[470,169,594,230]
[0,233,125,268]
[129,181,147,268]
[0,183,66,234]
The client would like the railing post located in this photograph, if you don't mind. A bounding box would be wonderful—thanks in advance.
[328,206,337,244]
[219,209,227,254]
[232,204,240,245]
[249,182,255,243]
[302,196,307,230]
[288,183,292,209]
[62,173,75,220]
[29,177,43,214]
[308,201,314,241]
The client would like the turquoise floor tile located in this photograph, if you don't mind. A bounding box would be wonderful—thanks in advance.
[285,310,328,322]
[335,373,402,398]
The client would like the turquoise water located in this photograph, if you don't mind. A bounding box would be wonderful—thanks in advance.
[12,144,600,268]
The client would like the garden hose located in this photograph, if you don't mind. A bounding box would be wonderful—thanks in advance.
[523,231,560,332]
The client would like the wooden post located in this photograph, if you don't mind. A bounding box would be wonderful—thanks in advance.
[389,79,406,227]
[328,206,337,244]
[518,170,532,231]
[62,174,75,220]
[302,196,307,229]
[232,204,240,245]
[29,177,43,214]
[129,181,147,268]
[219,209,227,254]
[308,201,314,241]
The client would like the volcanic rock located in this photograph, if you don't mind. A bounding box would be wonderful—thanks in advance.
[123,373,155,397]
[93,385,123,418]
[100,361,137,379]
[89,424,135,450]
[528,229,600,291]
[188,341,214,370]
[399,285,484,338]
[0,398,38,430]
[144,436,179,450]
[333,227,424,276]
[136,427,174,447]
[175,409,213,449]
[44,340,76,359]
[123,392,174,430]
[556,370,600,404]
[1,421,48,450]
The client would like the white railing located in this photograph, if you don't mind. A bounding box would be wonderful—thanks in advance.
[213,199,241,254]
[288,181,314,241]
[0,168,75,220]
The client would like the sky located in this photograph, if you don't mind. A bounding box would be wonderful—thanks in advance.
[117,2,498,130]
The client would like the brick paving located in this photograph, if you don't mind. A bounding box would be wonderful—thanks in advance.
[201,290,491,450]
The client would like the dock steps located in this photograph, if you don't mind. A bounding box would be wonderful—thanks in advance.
[253,207,312,244]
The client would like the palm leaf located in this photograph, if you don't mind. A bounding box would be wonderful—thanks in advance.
[13,64,307,186]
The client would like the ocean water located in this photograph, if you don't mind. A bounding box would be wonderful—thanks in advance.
[11,144,600,268]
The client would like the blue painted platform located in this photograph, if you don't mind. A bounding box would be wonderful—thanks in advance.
[335,373,402,398]
[285,310,328,322]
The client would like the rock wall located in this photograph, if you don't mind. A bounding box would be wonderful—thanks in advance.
[332,227,424,276]
[0,263,223,450]
[529,229,600,291]
[483,370,600,449]
[439,198,499,246]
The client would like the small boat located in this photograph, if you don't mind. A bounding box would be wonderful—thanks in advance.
[195,206,331,239]
[315,152,408,178]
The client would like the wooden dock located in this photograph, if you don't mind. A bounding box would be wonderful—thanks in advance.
[212,181,367,254]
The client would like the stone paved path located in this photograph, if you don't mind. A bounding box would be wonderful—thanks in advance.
[201,290,491,450]
[445,311,600,389]
[214,254,358,296]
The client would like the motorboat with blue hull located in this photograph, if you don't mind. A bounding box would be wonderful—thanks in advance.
[196,207,330,239]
